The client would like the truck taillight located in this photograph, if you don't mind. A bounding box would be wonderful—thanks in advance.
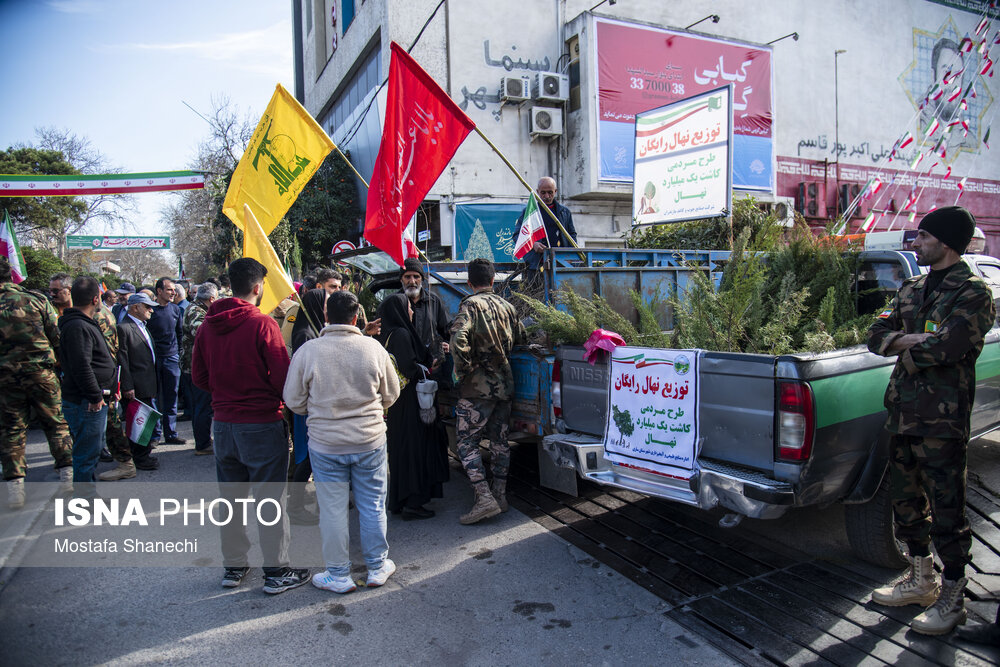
[552,360,562,418]
[778,381,814,461]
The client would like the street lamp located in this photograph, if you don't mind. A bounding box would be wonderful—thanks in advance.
[766,32,799,45]
[834,49,846,222]
[686,14,720,30]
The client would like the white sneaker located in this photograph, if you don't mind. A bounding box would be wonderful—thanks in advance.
[366,558,396,587]
[58,466,74,493]
[7,478,25,510]
[312,571,357,594]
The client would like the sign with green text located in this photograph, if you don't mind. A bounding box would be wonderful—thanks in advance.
[67,236,170,250]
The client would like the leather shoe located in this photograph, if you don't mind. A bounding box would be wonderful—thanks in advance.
[99,447,113,463]
[956,622,1000,646]
[402,506,435,520]
[165,436,187,445]
[134,456,159,471]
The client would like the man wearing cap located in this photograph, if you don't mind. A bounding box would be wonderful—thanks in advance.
[101,292,162,479]
[868,206,996,635]
[388,258,450,363]
[113,283,136,322]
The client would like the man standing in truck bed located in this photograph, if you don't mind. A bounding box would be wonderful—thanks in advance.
[867,206,996,636]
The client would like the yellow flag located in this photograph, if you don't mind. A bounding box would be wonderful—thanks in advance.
[224,83,335,235]
[243,204,296,315]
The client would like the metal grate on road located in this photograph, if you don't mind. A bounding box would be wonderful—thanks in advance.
[507,446,1000,667]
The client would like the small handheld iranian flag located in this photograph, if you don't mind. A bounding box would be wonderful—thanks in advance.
[1,211,27,283]
[123,400,161,447]
[513,195,549,260]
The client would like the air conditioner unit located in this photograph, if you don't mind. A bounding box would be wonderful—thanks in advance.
[771,196,796,227]
[530,107,563,137]
[533,72,569,103]
[500,75,531,104]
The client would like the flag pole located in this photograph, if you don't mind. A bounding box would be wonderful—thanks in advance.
[471,126,581,250]
[326,144,433,266]
[332,144,370,189]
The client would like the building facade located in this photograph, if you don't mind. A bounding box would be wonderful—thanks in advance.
[294,0,1000,258]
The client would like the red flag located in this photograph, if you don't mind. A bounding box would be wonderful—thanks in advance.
[364,42,476,266]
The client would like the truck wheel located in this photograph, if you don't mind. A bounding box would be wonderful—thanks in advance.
[844,474,908,569]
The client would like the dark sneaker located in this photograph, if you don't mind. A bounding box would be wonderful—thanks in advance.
[165,436,187,445]
[221,567,249,588]
[99,447,113,462]
[263,568,310,595]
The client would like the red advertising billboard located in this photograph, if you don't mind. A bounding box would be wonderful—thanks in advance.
[594,17,773,191]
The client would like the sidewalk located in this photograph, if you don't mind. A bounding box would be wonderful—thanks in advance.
[0,421,731,666]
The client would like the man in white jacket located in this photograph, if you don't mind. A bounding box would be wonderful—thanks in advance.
[283,290,400,594]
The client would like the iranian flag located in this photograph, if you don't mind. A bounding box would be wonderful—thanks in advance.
[1,210,26,283]
[513,194,548,260]
[124,400,161,447]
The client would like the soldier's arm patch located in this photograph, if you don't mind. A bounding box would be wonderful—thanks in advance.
[876,308,893,319]
[923,320,939,333]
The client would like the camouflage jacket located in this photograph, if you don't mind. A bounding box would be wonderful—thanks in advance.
[180,301,208,374]
[0,281,60,374]
[867,260,996,439]
[94,304,119,360]
[450,290,526,401]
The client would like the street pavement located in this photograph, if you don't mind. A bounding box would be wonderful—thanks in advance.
[0,418,731,666]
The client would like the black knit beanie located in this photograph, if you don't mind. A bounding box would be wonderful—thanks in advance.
[401,257,425,277]
[917,206,976,254]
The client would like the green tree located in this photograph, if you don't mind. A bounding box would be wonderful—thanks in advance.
[0,147,87,254]
[284,153,361,268]
[20,246,72,292]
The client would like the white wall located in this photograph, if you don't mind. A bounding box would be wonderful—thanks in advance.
[300,0,1000,247]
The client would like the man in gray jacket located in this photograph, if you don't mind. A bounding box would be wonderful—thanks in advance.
[284,290,400,594]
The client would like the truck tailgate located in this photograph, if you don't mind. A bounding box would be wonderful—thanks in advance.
[699,352,777,473]
[557,346,609,437]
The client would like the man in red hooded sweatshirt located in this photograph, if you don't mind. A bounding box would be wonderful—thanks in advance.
[191,257,309,594]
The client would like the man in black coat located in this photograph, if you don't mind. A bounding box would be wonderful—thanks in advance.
[103,293,161,477]
[58,276,117,493]
[517,177,577,289]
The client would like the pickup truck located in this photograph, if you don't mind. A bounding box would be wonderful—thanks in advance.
[333,246,731,441]
[540,250,1000,568]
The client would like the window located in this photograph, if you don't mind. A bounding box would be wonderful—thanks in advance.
[342,0,355,33]
[856,260,905,316]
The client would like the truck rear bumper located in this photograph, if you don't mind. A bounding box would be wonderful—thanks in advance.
[542,434,794,520]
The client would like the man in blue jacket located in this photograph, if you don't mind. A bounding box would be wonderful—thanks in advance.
[517,177,577,289]
[147,277,186,445]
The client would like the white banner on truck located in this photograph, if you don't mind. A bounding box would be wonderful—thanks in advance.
[602,347,701,478]
[632,85,733,226]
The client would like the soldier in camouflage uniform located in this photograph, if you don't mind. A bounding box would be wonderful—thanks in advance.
[181,282,218,454]
[450,258,526,525]
[0,257,74,508]
[867,207,996,636]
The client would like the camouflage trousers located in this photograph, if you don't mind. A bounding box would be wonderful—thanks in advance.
[0,368,73,480]
[106,400,133,463]
[455,398,511,485]
[889,434,971,569]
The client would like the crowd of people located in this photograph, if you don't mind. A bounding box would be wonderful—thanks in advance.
[7,186,997,644]
[0,249,524,600]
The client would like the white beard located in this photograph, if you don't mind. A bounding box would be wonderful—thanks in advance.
[404,286,421,300]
